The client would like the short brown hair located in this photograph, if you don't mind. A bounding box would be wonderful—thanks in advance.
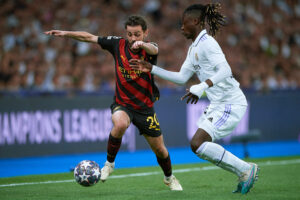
[124,15,147,31]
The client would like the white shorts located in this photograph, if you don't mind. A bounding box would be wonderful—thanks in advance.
[197,103,247,141]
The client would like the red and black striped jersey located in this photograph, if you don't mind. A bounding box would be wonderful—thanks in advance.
[97,36,160,111]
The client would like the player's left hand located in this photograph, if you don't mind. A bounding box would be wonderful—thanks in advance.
[132,41,144,50]
[129,59,153,73]
[44,30,66,37]
[181,89,199,104]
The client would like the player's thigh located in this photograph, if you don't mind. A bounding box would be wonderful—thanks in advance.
[132,110,162,137]
[111,110,131,137]
[197,104,247,141]
[215,104,247,138]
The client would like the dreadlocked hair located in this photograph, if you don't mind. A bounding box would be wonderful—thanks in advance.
[205,3,226,36]
[184,3,226,36]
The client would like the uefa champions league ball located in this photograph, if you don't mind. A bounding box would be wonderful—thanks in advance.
[74,160,101,186]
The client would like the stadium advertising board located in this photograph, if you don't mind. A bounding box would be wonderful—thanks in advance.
[0,97,136,158]
[0,109,135,149]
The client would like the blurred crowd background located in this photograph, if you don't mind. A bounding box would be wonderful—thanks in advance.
[0,0,300,96]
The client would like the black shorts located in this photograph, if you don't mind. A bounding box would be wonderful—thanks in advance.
[110,103,162,137]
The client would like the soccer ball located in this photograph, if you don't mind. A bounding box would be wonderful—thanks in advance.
[74,160,101,186]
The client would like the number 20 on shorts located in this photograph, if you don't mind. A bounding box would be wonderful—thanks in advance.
[146,113,160,131]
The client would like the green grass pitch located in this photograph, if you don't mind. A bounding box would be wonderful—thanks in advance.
[1,156,300,200]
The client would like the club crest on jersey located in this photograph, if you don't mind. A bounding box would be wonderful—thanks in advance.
[193,65,201,70]
[195,53,199,61]
[140,56,144,61]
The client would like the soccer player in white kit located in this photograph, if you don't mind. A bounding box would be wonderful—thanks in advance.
[130,3,259,194]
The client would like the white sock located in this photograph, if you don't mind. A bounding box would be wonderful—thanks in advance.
[196,142,251,177]
[165,175,174,181]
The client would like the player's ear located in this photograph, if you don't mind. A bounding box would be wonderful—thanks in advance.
[144,29,149,38]
[193,17,200,26]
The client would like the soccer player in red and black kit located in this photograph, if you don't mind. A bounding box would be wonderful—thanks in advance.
[45,15,182,191]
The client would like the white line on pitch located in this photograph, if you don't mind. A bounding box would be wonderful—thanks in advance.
[0,158,300,188]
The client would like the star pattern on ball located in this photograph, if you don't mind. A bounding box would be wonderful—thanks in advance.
[79,171,89,182]
[74,160,101,186]
[81,161,92,169]
[93,169,101,178]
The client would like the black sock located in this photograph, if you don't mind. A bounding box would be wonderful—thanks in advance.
[107,133,122,163]
[156,154,172,177]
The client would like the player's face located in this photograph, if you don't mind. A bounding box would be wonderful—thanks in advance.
[181,14,197,41]
[126,25,147,50]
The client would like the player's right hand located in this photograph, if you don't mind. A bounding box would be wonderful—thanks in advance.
[44,30,66,37]
[132,41,144,50]
[129,59,152,73]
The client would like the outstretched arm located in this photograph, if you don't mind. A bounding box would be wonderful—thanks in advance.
[151,65,194,85]
[44,30,98,43]
[129,59,194,85]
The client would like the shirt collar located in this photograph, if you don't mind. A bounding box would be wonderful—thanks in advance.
[192,29,207,47]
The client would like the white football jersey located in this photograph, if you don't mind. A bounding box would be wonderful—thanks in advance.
[182,30,247,106]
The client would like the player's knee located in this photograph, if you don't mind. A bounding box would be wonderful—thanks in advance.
[113,121,129,133]
[190,139,203,154]
[190,129,212,154]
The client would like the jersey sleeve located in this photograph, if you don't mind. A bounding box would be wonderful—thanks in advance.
[97,36,121,55]
[147,54,157,65]
[204,38,227,67]
[146,42,158,65]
